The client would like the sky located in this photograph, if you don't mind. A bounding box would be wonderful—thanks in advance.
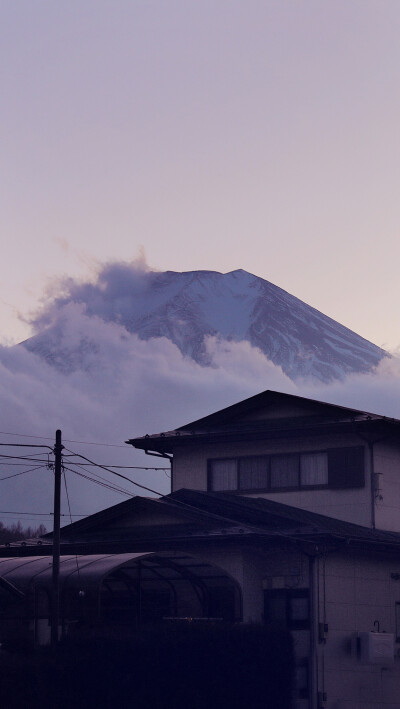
[1,0,400,350]
[2,1,400,527]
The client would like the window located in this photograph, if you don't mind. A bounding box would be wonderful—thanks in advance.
[300,452,328,487]
[208,447,364,492]
[328,447,364,489]
[209,458,237,491]
[209,456,269,492]
[264,589,310,630]
[239,456,269,490]
[270,455,299,489]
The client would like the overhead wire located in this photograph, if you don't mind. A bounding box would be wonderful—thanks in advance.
[63,465,135,498]
[0,454,51,463]
[0,435,169,531]
[61,458,169,471]
[0,442,53,449]
[64,459,135,497]
[0,462,51,467]
[64,448,164,496]
[0,464,48,481]
[62,467,81,580]
[0,430,129,448]
[0,452,168,471]
[0,510,86,517]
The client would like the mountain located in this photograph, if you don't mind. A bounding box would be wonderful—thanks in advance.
[23,268,387,382]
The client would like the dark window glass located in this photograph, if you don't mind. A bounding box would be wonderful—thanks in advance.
[239,456,269,490]
[290,595,309,623]
[328,447,365,489]
[264,589,310,630]
[209,459,237,491]
[270,455,299,489]
[264,594,287,628]
[300,452,328,486]
[208,447,364,493]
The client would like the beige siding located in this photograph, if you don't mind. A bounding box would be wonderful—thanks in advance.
[172,433,372,527]
[374,440,400,532]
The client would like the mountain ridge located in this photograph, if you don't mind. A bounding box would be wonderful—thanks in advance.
[22,267,387,383]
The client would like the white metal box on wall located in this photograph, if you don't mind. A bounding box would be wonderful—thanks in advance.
[359,632,394,665]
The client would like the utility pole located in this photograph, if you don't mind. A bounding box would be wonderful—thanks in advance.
[51,429,63,647]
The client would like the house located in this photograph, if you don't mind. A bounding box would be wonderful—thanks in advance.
[128,389,400,532]
[3,390,400,708]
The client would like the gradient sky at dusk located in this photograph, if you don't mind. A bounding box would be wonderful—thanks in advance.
[1,1,400,349]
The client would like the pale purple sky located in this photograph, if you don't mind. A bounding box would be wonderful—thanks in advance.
[1,0,400,348]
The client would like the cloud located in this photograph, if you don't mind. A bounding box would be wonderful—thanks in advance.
[28,259,157,333]
[2,261,400,526]
[0,304,294,521]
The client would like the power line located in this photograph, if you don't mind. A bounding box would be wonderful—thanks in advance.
[63,465,135,498]
[64,448,163,496]
[0,516,52,523]
[0,453,168,471]
[0,431,129,448]
[62,459,169,471]
[0,465,48,481]
[63,469,82,581]
[0,455,50,463]
[65,460,136,497]
[0,510,86,517]
[0,462,50,467]
[0,442,53,449]
[0,455,169,471]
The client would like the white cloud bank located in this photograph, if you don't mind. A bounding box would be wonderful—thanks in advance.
[1,262,400,524]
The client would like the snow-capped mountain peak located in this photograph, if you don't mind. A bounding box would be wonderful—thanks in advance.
[23,267,387,382]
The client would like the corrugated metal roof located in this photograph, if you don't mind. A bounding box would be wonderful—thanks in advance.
[0,553,153,592]
[0,551,239,594]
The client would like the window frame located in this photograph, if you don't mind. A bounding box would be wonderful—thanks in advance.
[207,447,364,493]
[263,588,310,631]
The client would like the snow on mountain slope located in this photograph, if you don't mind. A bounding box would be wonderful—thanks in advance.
[23,267,387,382]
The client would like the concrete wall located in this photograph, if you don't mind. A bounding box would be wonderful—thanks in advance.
[374,440,400,532]
[172,433,372,527]
[316,550,400,709]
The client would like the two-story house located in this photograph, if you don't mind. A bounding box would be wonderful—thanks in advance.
[131,389,400,532]
[127,389,400,709]
[3,389,400,709]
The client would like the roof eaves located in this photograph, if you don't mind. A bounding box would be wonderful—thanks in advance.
[175,389,382,432]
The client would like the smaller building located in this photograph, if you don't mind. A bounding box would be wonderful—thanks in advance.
[2,489,400,708]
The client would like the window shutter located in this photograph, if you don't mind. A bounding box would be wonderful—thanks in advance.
[328,446,365,489]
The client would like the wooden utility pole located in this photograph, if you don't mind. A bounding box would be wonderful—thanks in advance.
[51,429,63,647]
